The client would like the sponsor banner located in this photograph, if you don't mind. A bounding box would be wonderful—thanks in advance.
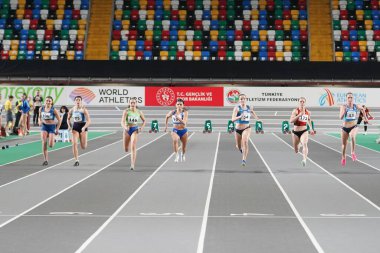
[224,87,380,107]
[0,85,145,106]
[145,87,224,106]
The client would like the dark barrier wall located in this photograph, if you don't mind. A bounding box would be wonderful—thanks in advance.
[0,61,379,80]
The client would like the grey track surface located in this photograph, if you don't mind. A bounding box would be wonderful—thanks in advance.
[203,134,318,253]
[0,106,380,253]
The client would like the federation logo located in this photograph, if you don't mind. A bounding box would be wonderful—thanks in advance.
[319,88,335,107]
[69,87,96,104]
[226,89,241,104]
[156,87,175,106]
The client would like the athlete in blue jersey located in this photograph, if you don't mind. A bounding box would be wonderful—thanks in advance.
[67,96,91,167]
[231,94,260,166]
[339,92,367,166]
[165,98,188,162]
[39,96,62,166]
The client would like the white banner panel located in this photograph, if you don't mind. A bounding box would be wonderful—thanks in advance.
[224,87,380,107]
[0,85,145,106]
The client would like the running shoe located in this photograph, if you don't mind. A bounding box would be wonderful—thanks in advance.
[42,161,48,166]
[301,159,306,167]
[130,167,134,171]
[181,153,186,162]
[341,158,346,166]
[174,153,179,162]
[351,153,357,162]
[74,161,80,166]
[241,160,246,166]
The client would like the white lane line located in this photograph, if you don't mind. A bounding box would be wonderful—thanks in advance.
[0,133,120,189]
[49,212,94,215]
[115,106,121,111]
[196,132,221,253]
[250,137,325,253]
[230,213,275,216]
[275,111,278,116]
[0,131,115,167]
[0,133,167,229]
[323,132,380,154]
[320,214,366,217]
[140,213,185,216]
[310,136,380,172]
[273,133,380,212]
[75,132,195,253]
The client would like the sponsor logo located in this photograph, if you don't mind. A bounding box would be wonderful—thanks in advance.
[156,87,175,106]
[69,87,96,104]
[319,88,335,106]
[226,89,241,104]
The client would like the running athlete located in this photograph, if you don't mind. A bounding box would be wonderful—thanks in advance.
[165,98,188,162]
[231,94,260,166]
[38,96,62,166]
[290,97,315,167]
[67,96,91,166]
[339,92,367,166]
[357,105,373,135]
[121,98,146,170]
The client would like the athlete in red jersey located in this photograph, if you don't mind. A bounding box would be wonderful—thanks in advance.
[290,97,315,167]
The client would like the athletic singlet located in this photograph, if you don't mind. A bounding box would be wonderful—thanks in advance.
[172,110,185,125]
[72,107,86,123]
[236,105,251,124]
[41,106,55,121]
[294,108,310,126]
[343,104,358,122]
[126,109,140,125]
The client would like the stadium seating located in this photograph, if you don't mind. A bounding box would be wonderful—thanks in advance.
[332,0,380,61]
[0,0,89,60]
[111,0,309,61]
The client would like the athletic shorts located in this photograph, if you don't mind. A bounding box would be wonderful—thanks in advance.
[292,129,308,139]
[126,126,139,136]
[173,128,188,138]
[342,125,357,134]
[235,126,250,135]
[6,111,13,122]
[73,122,88,133]
[41,123,56,134]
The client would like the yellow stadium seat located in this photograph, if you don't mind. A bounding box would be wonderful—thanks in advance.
[193,51,201,61]
[251,41,259,52]
[160,51,168,60]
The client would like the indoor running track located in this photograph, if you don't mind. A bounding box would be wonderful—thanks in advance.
[0,130,380,253]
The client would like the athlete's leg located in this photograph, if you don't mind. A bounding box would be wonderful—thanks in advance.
[241,127,252,163]
[130,131,138,168]
[349,126,359,161]
[341,128,349,165]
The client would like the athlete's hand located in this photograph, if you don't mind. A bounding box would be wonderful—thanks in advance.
[55,129,58,135]
[309,130,315,135]
[139,127,143,133]
[81,127,86,133]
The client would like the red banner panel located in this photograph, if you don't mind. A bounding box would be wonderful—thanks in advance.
[145,87,224,106]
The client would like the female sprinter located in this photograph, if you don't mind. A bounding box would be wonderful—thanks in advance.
[290,97,315,167]
[231,94,260,166]
[165,98,188,162]
[67,96,91,167]
[39,96,61,166]
[121,98,146,170]
[339,92,367,166]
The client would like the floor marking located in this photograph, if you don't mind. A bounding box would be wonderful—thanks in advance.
[75,132,195,253]
[310,136,380,172]
[323,132,380,154]
[0,133,120,189]
[230,213,275,216]
[250,137,325,253]
[320,214,366,217]
[273,133,380,213]
[274,111,278,116]
[197,132,221,253]
[0,131,116,168]
[115,106,121,111]
[49,212,94,215]
[140,213,185,216]
[0,133,167,229]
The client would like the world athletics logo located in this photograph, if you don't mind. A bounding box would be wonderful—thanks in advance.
[319,88,335,106]
[69,87,96,104]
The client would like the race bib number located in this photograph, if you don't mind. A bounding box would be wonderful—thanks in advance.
[299,114,309,122]
[42,112,53,120]
[172,114,182,123]
[128,116,139,124]
[346,110,356,120]
[242,111,251,121]
[73,112,82,122]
